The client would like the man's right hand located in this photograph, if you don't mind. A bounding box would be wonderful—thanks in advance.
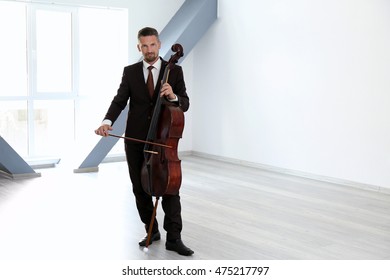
[94,124,112,137]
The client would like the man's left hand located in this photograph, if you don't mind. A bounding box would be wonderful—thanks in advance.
[160,82,176,100]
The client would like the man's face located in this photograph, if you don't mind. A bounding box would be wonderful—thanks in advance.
[138,35,161,63]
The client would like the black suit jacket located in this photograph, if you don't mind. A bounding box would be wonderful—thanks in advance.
[104,58,190,141]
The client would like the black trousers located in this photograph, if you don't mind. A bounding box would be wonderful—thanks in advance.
[125,142,182,241]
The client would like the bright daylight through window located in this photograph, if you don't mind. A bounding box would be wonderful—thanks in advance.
[0,1,128,164]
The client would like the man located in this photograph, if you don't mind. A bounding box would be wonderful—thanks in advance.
[95,27,193,256]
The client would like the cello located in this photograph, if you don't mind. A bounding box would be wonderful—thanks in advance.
[140,44,185,250]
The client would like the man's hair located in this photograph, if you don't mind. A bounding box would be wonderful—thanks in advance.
[138,27,159,40]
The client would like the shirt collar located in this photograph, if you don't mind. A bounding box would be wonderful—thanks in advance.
[143,57,162,71]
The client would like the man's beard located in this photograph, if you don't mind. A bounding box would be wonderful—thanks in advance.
[145,52,157,63]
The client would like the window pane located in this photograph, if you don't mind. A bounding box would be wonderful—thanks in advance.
[36,10,72,93]
[78,8,127,98]
[77,8,128,156]
[0,101,28,156]
[0,2,27,97]
[33,100,74,157]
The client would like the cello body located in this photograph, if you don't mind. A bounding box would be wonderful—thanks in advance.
[141,103,184,196]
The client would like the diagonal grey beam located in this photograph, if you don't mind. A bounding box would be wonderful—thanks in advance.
[75,0,217,173]
[74,106,128,172]
[159,0,218,62]
[0,136,41,179]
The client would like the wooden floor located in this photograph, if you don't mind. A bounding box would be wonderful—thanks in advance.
[0,155,389,260]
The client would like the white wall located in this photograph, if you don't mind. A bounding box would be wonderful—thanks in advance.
[191,0,390,189]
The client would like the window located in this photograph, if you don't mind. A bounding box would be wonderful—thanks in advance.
[0,2,27,97]
[35,9,73,93]
[0,1,128,162]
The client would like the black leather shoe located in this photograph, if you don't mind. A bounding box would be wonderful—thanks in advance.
[166,239,194,256]
[139,231,161,247]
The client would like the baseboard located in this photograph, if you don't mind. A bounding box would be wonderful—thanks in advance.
[97,151,193,164]
[73,150,390,195]
[189,151,390,195]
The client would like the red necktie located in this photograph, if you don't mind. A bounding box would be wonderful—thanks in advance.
[147,66,154,97]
